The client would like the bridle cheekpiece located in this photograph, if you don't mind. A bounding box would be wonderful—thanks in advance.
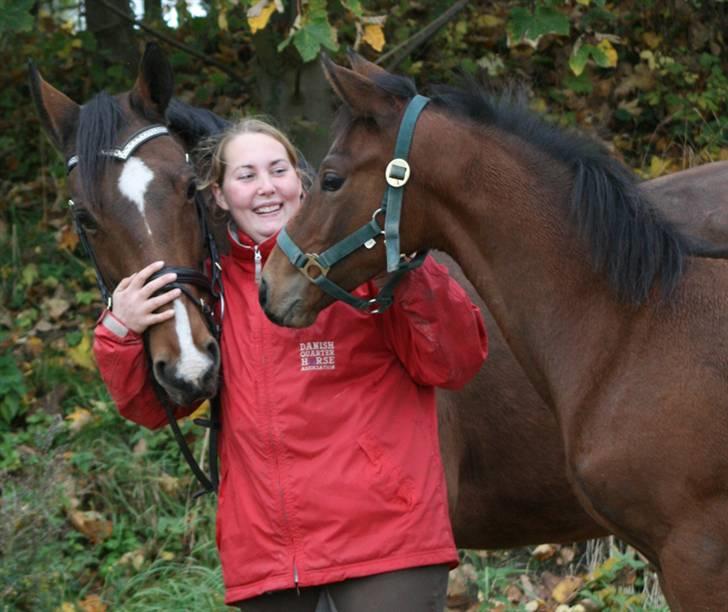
[276,94,430,313]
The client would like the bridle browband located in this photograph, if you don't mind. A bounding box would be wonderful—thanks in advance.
[277,95,430,313]
[67,124,223,497]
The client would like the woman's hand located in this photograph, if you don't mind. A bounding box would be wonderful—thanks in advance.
[111,261,181,334]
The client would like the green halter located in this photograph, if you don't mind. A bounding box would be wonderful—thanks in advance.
[276,94,430,313]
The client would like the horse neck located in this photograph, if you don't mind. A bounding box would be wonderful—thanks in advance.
[416,116,627,406]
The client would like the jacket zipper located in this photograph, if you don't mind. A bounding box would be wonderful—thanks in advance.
[254,245,262,285]
[293,559,300,594]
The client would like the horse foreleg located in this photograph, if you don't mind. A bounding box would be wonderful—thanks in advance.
[657,513,728,612]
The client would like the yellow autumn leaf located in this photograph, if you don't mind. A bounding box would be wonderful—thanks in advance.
[58,603,76,612]
[642,31,661,49]
[218,9,228,31]
[78,594,107,612]
[160,550,175,561]
[479,14,502,28]
[597,39,618,68]
[649,155,671,178]
[188,399,210,421]
[66,408,93,433]
[552,575,583,603]
[247,0,277,34]
[68,334,95,371]
[362,23,386,52]
[576,0,590,5]
[719,148,728,161]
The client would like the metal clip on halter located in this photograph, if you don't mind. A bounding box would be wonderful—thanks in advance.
[276,94,431,313]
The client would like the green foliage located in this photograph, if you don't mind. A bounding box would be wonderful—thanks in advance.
[0,0,35,34]
[507,4,570,48]
[0,350,27,427]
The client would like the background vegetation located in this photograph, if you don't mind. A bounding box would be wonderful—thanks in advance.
[1,0,726,610]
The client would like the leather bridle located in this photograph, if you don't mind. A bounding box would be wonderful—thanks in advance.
[67,124,223,497]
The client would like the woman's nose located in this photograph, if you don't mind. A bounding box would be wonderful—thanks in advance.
[257,173,275,194]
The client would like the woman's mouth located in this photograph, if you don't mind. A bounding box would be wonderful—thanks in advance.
[254,203,283,215]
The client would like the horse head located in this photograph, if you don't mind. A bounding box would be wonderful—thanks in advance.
[261,54,435,328]
[30,43,221,406]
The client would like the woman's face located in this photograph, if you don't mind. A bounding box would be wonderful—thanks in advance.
[212,132,303,244]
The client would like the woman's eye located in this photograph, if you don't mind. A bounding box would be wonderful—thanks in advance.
[321,173,344,192]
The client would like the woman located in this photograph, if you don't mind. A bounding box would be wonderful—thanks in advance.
[93,118,488,611]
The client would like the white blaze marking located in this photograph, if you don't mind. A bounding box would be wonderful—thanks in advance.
[173,299,212,383]
[118,156,154,235]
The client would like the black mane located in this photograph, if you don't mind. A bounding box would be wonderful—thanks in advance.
[357,72,688,304]
[166,98,230,149]
[74,94,229,208]
[76,91,125,207]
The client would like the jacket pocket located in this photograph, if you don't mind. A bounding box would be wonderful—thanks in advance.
[357,432,417,511]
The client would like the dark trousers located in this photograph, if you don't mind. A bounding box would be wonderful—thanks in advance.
[235,564,450,612]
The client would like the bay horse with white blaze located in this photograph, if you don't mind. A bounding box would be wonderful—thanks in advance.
[29,43,227,493]
[260,55,728,609]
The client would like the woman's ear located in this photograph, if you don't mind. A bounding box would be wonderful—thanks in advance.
[212,183,229,210]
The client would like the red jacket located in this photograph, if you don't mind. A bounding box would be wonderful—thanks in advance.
[93,228,487,604]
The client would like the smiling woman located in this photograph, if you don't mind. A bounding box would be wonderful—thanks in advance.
[198,121,305,245]
[92,106,489,610]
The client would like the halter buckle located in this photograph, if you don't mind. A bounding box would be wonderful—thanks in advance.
[385,158,411,188]
[366,298,382,314]
[302,254,330,281]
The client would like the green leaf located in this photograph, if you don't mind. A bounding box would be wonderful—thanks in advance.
[569,43,591,76]
[0,0,35,34]
[564,71,593,94]
[293,20,338,63]
[340,0,363,17]
[507,6,569,48]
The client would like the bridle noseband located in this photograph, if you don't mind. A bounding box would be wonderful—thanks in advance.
[277,95,430,313]
[67,124,223,497]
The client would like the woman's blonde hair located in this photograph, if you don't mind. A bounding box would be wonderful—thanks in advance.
[194,117,310,192]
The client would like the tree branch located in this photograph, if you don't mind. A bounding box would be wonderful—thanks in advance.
[377,0,470,71]
[98,0,248,84]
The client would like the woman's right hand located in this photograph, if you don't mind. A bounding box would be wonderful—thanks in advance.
[111,261,181,334]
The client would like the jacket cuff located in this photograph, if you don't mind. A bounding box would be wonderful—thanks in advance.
[96,309,140,341]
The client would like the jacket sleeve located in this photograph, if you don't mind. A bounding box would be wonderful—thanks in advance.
[93,310,196,429]
[374,255,488,389]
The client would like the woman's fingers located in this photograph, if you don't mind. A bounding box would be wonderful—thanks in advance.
[148,309,177,325]
[149,288,182,311]
[140,272,178,298]
[131,260,167,288]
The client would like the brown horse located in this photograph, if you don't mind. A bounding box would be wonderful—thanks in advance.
[29,44,222,407]
[261,55,728,609]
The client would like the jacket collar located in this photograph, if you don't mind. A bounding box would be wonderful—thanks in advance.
[227,223,278,263]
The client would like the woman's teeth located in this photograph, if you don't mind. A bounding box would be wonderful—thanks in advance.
[255,203,282,214]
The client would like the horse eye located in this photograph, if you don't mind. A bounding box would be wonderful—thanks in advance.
[186,180,198,201]
[321,173,344,192]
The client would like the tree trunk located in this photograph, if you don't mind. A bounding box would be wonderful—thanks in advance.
[143,0,163,23]
[85,0,139,78]
[251,28,334,168]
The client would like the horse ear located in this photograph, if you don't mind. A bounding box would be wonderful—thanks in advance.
[321,54,398,120]
[130,42,174,121]
[28,60,80,153]
[346,50,389,80]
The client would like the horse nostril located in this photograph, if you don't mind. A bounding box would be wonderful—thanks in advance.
[154,359,168,381]
[206,339,220,365]
[258,278,268,309]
